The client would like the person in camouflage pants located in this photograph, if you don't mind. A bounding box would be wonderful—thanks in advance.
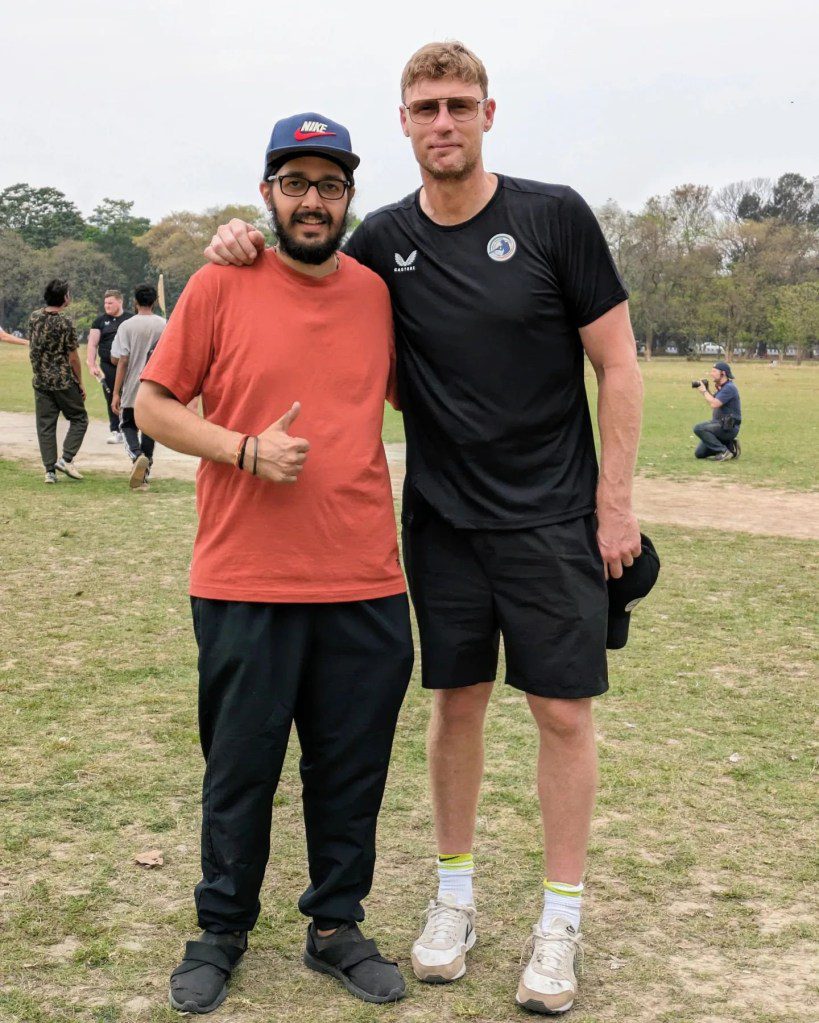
[28,279,89,483]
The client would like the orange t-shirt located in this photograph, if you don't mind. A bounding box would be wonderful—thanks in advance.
[141,250,405,603]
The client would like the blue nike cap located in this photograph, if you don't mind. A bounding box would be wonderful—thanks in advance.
[262,112,360,179]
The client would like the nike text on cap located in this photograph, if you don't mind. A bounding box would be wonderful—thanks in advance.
[606,533,661,649]
[263,112,360,179]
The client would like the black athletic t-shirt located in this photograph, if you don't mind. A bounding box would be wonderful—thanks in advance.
[344,175,628,529]
[91,311,134,363]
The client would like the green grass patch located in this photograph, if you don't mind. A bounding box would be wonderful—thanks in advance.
[0,459,816,1021]
[587,356,818,491]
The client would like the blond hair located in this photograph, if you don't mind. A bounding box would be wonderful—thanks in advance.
[104,289,123,300]
[400,41,488,101]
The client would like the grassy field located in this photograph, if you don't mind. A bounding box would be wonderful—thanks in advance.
[0,459,816,1023]
[2,348,816,488]
[586,358,818,491]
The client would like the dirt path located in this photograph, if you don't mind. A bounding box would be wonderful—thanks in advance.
[2,411,816,541]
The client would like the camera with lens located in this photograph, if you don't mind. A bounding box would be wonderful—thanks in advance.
[691,378,708,389]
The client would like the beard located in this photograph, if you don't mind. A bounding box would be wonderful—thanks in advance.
[421,146,479,182]
[270,203,350,265]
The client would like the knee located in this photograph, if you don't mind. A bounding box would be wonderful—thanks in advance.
[530,697,593,742]
[433,683,492,732]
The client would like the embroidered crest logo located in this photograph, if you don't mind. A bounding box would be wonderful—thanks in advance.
[487,233,516,262]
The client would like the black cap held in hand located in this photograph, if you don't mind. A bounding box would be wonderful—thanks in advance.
[606,533,660,649]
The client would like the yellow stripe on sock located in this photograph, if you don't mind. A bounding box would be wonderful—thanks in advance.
[544,879,584,896]
[437,853,474,871]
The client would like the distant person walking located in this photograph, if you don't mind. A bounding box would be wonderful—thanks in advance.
[111,284,166,489]
[86,289,134,443]
[28,278,88,484]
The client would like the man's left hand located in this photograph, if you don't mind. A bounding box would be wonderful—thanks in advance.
[596,505,641,580]
[698,382,707,393]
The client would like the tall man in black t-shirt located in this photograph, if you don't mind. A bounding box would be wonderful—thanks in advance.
[203,40,643,1016]
[87,288,134,442]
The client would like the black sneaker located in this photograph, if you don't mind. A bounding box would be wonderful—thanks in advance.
[714,450,732,461]
[169,930,247,1014]
[304,922,406,1004]
[730,439,741,460]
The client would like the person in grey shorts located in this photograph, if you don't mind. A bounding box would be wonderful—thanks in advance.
[27,278,88,484]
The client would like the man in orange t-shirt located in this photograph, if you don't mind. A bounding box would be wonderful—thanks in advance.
[136,113,413,1013]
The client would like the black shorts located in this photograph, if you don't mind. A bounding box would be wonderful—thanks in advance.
[402,505,608,699]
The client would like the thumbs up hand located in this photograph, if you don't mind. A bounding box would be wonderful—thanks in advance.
[251,402,310,483]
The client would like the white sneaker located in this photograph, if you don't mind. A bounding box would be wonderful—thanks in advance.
[516,917,582,1014]
[44,470,57,484]
[129,454,150,490]
[107,430,123,444]
[411,893,477,983]
[55,457,83,480]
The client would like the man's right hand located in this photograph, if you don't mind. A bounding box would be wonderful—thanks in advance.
[205,219,266,266]
[251,402,310,483]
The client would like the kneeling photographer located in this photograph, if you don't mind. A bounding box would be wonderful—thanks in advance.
[691,361,741,461]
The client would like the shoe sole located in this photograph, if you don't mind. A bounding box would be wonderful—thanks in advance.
[129,454,150,489]
[412,927,477,983]
[303,950,406,1004]
[516,993,574,1014]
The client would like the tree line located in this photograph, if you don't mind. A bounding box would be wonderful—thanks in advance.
[1,174,816,359]
[598,172,819,361]
[0,184,268,335]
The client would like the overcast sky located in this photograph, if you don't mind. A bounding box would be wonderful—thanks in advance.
[1,0,816,223]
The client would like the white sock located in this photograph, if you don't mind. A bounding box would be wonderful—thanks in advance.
[541,879,583,931]
[436,853,474,906]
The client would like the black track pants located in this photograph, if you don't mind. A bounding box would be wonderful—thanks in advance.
[99,358,119,432]
[190,594,413,933]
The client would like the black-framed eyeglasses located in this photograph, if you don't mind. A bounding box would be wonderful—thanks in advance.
[402,96,488,124]
[270,174,352,200]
